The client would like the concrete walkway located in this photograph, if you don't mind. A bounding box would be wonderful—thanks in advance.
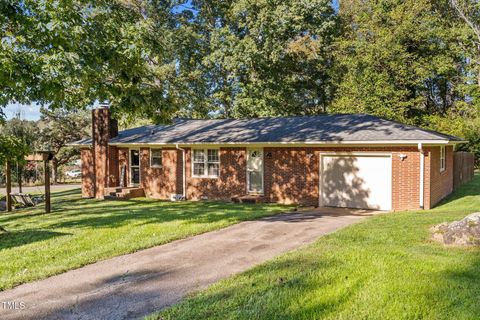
[0,208,377,320]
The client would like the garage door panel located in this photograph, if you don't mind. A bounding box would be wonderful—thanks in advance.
[321,155,392,210]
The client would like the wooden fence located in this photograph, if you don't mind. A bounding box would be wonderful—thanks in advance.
[453,152,475,190]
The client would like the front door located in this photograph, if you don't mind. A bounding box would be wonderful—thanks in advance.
[129,149,140,186]
[247,149,264,194]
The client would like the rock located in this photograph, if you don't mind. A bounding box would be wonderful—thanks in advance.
[431,212,480,246]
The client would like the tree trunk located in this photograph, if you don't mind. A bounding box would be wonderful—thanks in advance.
[44,159,51,213]
[17,163,22,193]
[5,161,12,212]
[52,159,58,185]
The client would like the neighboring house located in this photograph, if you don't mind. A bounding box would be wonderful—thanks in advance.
[70,106,466,211]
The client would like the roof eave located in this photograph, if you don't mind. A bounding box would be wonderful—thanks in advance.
[67,143,92,148]
[108,139,460,147]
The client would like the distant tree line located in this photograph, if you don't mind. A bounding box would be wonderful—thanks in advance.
[0,0,479,163]
[0,109,90,186]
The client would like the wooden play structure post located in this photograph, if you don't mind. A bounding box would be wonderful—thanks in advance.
[5,161,12,212]
[25,151,53,214]
[43,154,51,213]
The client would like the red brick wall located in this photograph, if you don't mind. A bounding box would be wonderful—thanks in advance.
[101,145,454,211]
[427,146,454,207]
[91,107,119,198]
[390,147,421,210]
[81,148,95,198]
[264,147,318,205]
[139,148,182,199]
[185,147,247,200]
[263,146,422,210]
[107,146,119,187]
[423,151,431,209]
[92,109,109,198]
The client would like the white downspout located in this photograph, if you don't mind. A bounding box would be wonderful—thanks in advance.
[175,144,186,199]
[418,143,424,209]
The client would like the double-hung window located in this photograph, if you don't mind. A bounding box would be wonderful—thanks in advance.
[150,149,162,168]
[193,149,219,178]
[440,146,446,172]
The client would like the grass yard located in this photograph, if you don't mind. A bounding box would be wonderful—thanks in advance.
[155,173,480,320]
[0,189,289,291]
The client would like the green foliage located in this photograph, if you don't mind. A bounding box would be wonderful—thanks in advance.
[0,0,183,122]
[38,107,90,182]
[332,0,465,124]
[0,134,30,164]
[193,0,338,117]
[1,112,39,150]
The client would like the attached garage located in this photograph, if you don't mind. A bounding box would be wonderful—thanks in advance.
[320,154,392,210]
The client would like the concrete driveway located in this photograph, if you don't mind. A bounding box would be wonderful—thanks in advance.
[0,207,377,320]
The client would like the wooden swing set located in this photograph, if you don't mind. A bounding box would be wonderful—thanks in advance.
[4,151,53,214]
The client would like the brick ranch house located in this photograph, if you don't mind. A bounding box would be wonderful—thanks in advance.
[70,106,467,211]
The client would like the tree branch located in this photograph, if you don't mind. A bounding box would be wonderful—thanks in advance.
[450,0,480,44]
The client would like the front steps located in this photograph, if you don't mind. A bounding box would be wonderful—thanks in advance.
[104,187,145,200]
[231,195,265,204]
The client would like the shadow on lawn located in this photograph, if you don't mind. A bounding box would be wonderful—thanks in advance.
[42,199,284,230]
[435,173,480,208]
[0,229,71,251]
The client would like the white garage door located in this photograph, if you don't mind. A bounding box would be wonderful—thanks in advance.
[321,155,392,210]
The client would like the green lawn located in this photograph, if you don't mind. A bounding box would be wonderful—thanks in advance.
[155,173,480,320]
[0,190,289,291]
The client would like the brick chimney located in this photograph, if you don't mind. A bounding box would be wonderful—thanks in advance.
[91,105,118,199]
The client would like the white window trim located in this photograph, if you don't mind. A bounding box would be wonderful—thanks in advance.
[440,146,446,172]
[150,148,163,168]
[192,148,220,178]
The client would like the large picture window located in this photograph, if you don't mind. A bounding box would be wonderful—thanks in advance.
[150,149,162,168]
[193,149,219,178]
[440,146,446,172]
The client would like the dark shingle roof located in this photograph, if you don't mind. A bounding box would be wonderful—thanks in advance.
[71,114,464,145]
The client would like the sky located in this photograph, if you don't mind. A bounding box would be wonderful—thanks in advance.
[4,103,42,121]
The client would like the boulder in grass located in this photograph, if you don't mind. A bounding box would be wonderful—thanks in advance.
[431,212,480,246]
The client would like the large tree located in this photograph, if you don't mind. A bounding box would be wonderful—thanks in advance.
[332,0,480,165]
[38,108,90,183]
[187,0,338,118]
[331,0,469,124]
[1,112,39,191]
[0,0,186,122]
[0,133,30,214]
